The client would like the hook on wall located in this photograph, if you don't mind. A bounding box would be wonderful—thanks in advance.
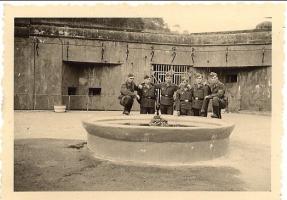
[225,47,229,63]
[171,47,176,63]
[126,44,129,61]
[66,41,70,60]
[101,43,105,61]
[262,47,265,64]
[35,40,40,56]
[150,46,155,62]
[191,47,195,64]
[33,37,41,56]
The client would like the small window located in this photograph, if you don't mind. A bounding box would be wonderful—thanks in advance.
[226,74,237,83]
[89,88,101,96]
[68,87,77,95]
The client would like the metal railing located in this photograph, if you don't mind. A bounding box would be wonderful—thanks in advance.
[14,93,102,111]
[15,89,267,112]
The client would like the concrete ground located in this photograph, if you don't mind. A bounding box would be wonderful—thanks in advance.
[14,110,271,191]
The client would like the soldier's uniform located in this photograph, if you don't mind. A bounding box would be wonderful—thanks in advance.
[155,73,178,115]
[138,76,156,114]
[192,74,211,116]
[201,72,227,118]
[175,86,193,116]
[118,74,139,115]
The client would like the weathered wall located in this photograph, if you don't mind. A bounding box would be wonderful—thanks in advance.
[14,38,34,109]
[239,66,271,111]
[14,37,63,110]
[14,19,272,111]
[34,38,63,109]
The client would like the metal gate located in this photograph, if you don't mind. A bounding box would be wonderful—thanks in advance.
[152,64,190,85]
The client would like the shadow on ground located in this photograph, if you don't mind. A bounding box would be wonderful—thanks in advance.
[14,138,246,191]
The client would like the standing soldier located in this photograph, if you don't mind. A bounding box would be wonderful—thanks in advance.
[175,77,193,116]
[155,72,178,115]
[201,72,227,118]
[192,73,211,117]
[138,75,156,114]
[118,73,140,115]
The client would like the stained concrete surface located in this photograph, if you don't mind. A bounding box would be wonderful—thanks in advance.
[14,111,270,191]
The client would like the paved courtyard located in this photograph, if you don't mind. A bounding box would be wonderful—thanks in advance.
[14,111,271,191]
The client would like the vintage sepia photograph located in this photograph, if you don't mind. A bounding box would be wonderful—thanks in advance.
[2,2,285,200]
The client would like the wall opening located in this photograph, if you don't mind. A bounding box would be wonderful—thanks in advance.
[89,87,101,96]
[226,74,238,83]
[68,87,77,95]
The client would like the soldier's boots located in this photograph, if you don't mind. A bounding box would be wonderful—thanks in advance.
[211,113,219,118]
[201,112,207,117]
[211,106,220,118]
[123,110,130,115]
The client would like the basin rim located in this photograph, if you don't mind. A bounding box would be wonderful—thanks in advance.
[83,114,234,130]
[83,115,235,143]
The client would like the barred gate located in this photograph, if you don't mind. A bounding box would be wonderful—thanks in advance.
[151,64,191,104]
[152,64,190,85]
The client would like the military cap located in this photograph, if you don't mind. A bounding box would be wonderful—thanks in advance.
[144,75,150,79]
[128,73,135,78]
[194,73,203,78]
[165,71,173,77]
[209,72,218,78]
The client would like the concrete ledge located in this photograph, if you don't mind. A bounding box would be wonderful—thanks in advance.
[83,115,235,143]
[14,23,271,46]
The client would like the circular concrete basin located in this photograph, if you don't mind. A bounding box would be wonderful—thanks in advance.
[83,115,235,166]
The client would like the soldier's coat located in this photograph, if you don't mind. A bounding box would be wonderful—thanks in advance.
[175,87,193,111]
[209,81,227,108]
[191,83,211,109]
[138,82,156,108]
[155,82,178,106]
[120,81,138,97]
[119,81,139,112]
[209,81,226,97]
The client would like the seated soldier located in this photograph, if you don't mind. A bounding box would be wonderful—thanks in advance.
[201,72,227,119]
[138,75,156,114]
[191,73,211,117]
[118,73,140,115]
[175,77,193,116]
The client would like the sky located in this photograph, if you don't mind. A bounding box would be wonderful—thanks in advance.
[0,1,275,34]
[163,15,271,33]
[85,2,275,33]
[145,4,274,33]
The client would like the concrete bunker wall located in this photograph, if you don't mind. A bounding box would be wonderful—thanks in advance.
[14,21,272,111]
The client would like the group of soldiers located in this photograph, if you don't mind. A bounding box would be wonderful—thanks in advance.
[118,71,227,119]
